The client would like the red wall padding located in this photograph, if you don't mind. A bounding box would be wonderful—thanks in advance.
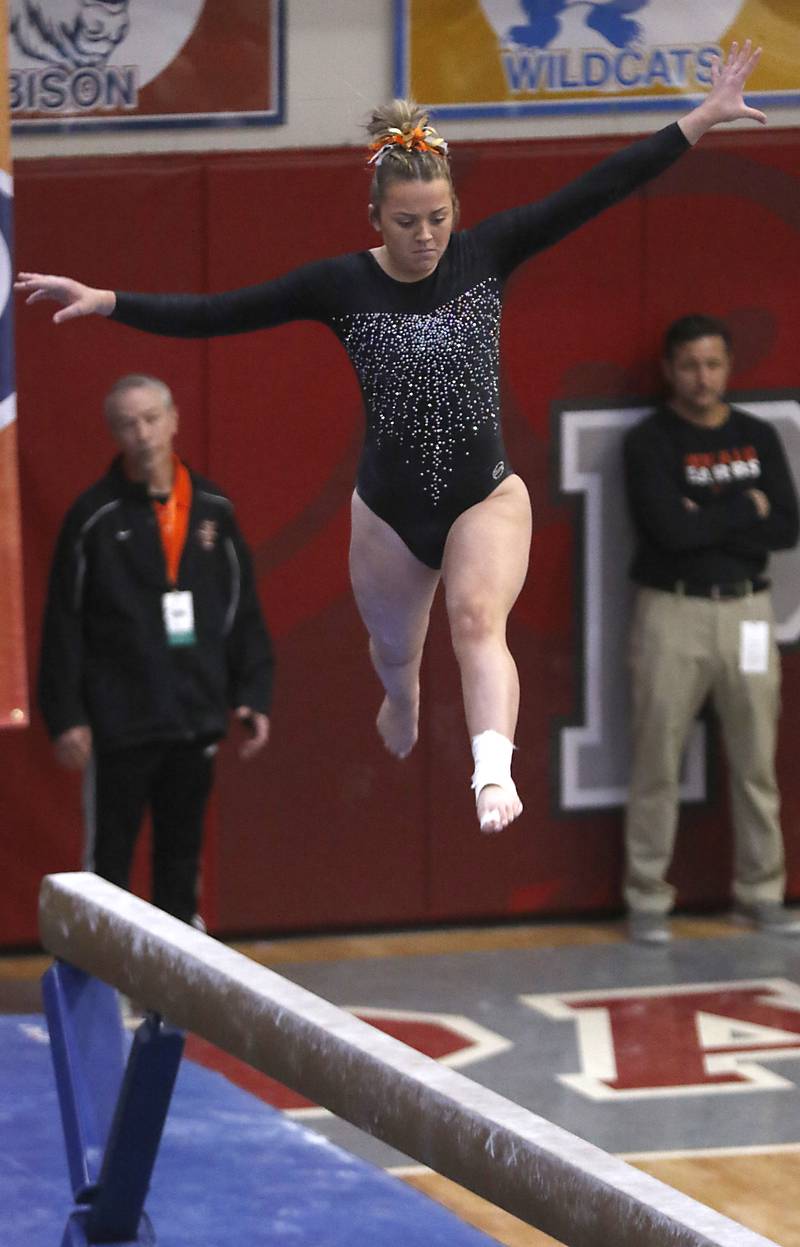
[4,128,800,944]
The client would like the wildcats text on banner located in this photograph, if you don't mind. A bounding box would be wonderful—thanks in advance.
[398,0,800,119]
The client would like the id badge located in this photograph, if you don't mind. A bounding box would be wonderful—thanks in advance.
[162,590,196,647]
[740,620,769,674]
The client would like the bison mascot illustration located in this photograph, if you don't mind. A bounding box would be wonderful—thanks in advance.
[10,0,130,69]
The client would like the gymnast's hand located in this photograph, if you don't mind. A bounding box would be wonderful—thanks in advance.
[14,272,116,323]
[679,40,766,145]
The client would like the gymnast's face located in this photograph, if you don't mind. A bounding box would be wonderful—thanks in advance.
[369,176,454,281]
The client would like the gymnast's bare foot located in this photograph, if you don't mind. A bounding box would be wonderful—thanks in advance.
[476,783,523,835]
[376,693,418,758]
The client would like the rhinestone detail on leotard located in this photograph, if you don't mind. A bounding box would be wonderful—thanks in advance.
[332,279,501,504]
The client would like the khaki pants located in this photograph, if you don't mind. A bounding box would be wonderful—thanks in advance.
[624,587,785,915]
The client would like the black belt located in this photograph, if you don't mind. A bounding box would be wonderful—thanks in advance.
[667,578,769,600]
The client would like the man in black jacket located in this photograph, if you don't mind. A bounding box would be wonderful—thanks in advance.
[39,374,274,924]
[623,315,799,944]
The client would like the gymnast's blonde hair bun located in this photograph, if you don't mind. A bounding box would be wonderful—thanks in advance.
[366,99,457,218]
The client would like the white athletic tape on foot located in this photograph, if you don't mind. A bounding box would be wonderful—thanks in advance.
[471,730,519,828]
[471,729,514,793]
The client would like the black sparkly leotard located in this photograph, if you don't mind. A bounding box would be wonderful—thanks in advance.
[113,123,688,568]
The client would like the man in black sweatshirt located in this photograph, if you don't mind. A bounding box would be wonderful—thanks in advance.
[623,315,799,944]
[39,374,274,925]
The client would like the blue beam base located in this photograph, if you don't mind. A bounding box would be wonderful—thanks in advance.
[42,961,127,1199]
[43,962,184,1247]
[86,1014,184,1243]
[61,1208,156,1247]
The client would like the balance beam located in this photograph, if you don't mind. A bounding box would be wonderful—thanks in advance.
[39,873,779,1247]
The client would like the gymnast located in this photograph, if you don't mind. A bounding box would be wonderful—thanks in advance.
[17,42,765,835]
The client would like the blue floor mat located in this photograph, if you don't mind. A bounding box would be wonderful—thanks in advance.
[0,1015,499,1246]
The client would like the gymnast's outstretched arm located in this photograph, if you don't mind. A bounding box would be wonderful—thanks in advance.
[16,43,765,331]
[14,255,336,335]
[469,40,766,277]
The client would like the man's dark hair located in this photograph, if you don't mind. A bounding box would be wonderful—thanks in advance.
[663,314,732,360]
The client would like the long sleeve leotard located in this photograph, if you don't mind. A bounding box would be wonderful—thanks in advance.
[113,123,689,567]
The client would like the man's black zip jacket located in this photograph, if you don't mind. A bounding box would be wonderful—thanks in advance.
[624,404,800,589]
[38,457,274,752]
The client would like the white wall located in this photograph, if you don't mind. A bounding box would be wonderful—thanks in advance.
[12,0,800,161]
